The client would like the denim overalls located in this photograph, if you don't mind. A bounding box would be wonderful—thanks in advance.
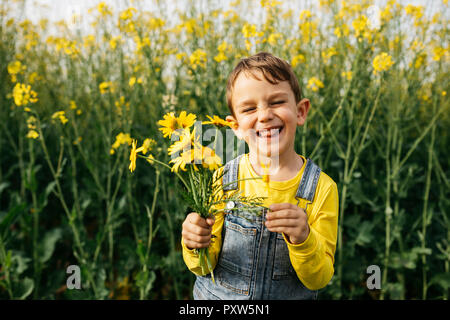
[193,154,322,300]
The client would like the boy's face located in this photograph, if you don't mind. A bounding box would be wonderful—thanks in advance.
[226,71,309,159]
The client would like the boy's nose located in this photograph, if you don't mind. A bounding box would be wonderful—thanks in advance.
[257,106,274,122]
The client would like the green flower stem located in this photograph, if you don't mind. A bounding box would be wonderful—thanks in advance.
[35,118,98,297]
[139,155,190,191]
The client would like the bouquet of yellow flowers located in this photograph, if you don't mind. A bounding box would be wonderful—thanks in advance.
[129,111,266,282]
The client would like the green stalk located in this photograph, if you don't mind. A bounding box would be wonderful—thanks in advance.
[140,171,160,300]
[336,128,351,295]
[380,122,391,301]
[391,105,447,179]
[35,118,98,296]
[28,138,41,299]
[420,99,437,299]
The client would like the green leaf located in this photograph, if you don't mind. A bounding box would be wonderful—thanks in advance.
[39,228,62,264]
[0,182,10,197]
[0,203,26,237]
[136,241,146,265]
[11,251,31,275]
[16,277,34,300]
[411,247,432,256]
[95,268,109,300]
[430,273,450,290]
[355,221,374,246]
[135,269,156,297]
[38,181,57,211]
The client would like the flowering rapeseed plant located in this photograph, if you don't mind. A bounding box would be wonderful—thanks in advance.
[372,52,394,74]
[12,83,38,106]
[307,77,325,92]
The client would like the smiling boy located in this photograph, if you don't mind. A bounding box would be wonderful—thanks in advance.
[181,52,339,300]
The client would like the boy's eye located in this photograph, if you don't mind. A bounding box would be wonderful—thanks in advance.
[271,100,285,105]
[242,107,255,113]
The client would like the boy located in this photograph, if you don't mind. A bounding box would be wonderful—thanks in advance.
[181,52,339,300]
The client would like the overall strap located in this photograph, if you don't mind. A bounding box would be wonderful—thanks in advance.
[295,158,321,203]
[222,154,244,191]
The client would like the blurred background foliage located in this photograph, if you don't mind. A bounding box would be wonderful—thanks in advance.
[0,0,449,299]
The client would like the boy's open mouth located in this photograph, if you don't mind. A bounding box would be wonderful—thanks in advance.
[256,126,284,139]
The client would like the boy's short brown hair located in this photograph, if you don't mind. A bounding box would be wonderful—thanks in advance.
[226,52,302,116]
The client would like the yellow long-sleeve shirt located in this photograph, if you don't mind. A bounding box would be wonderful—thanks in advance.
[182,153,339,291]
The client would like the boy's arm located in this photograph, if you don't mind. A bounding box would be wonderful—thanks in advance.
[284,181,339,291]
[181,211,225,276]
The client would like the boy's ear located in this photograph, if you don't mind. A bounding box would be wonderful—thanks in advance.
[225,115,241,139]
[296,98,310,126]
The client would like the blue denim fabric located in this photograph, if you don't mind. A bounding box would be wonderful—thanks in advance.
[193,154,321,300]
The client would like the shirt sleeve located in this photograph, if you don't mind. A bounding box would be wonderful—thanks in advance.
[284,179,339,290]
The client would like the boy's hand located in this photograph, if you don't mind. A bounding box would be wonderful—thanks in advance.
[182,212,215,250]
[265,203,310,245]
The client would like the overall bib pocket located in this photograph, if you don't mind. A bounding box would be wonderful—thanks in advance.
[216,217,257,295]
[272,233,295,280]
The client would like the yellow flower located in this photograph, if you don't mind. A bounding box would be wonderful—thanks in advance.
[99,81,113,94]
[169,150,196,172]
[141,138,156,155]
[177,111,197,129]
[242,23,258,38]
[405,5,424,20]
[146,154,155,165]
[176,52,187,61]
[291,54,305,67]
[158,112,179,138]
[109,36,122,50]
[432,47,446,61]
[202,115,234,128]
[341,71,353,81]
[214,51,227,63]
[307,77,325,92]
[260,0,281,8]
[129,76,136,87]
[168,127,197,156]
[334,24,350,38]
[111,132,133,154]
[267,33,282,46]
[129,139,144,173]
[119,7,137,21]
[97,2,112,16]
[51,111,68,125]
[26,130,39,139]
[12,83,38,106]
[27,116,37,130]
[189,49,207,70]
[200,146,222,171]
[322,47,337,64]
[299,10,312,20]
[299,20,318,42]
[352,15,369,38]
[413,53,427,69]
[8,61,24,75]
[372,52,394,74]
[69,100,77,109]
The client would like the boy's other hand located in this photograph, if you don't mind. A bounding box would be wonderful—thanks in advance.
[265,203,310,245]
[182,212,215,250]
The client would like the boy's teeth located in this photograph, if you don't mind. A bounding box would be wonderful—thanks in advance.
[258,128,280,137]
